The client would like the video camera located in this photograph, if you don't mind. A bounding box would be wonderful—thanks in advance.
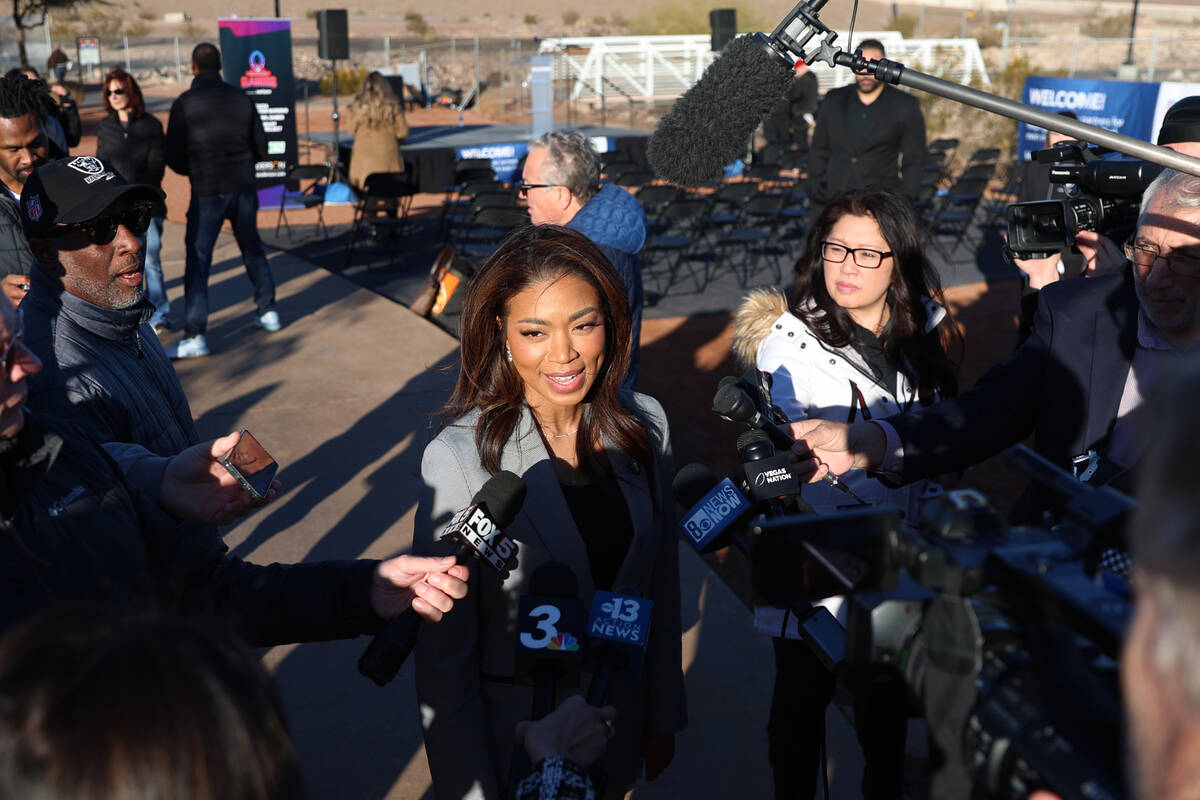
[748,445,1134,800]
[1006,141,1162,261]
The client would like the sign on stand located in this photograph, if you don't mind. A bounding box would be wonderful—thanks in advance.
[218,18,299,209]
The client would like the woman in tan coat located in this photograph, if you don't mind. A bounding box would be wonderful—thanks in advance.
[347,71,409,191]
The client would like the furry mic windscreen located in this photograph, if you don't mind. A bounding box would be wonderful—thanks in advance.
[647,35,797,186]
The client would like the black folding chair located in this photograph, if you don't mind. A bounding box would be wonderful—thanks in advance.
[344,171,418,269]
[275,163,330,240]
[642,196,712,297]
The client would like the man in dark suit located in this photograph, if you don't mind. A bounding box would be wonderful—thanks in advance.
[789,167,1200,513]
[805,38,926,216]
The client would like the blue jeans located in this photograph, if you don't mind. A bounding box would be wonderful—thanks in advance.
[138,215,168,314]
[184,191,276,337]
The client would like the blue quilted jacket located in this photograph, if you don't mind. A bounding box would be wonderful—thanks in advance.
[567,183,646,388]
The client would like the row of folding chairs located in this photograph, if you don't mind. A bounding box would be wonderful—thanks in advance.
[636,180,812,299]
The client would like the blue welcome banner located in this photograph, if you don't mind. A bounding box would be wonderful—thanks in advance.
[1017,77,1160,162]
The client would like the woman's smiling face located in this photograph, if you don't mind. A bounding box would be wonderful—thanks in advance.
[502,274,607,412]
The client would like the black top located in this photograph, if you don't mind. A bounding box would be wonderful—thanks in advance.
[560,472,634,592]
[96,111,166,189]
[853,324,900,397]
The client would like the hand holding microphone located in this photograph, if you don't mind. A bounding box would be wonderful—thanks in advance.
[358,470,526,687]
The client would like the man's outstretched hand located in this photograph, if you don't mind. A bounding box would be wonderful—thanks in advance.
[159,432,281,525]
[789,419,885,480]
[371,555,470,622]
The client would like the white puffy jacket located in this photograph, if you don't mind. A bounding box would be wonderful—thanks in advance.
[732,287,948,636]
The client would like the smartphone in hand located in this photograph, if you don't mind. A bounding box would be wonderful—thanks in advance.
[220,430,279,501]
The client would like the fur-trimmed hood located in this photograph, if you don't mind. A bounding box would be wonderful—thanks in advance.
[731,287,790,370]
[731,287,948,370]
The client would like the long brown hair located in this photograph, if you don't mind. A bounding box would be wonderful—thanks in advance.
[792,187,959,402]
[442,224,650,474]
[102,66,145,118]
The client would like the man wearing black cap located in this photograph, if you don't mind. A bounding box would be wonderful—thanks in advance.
[19,156,195,458]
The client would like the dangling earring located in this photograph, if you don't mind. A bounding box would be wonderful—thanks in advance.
[505,344,513,362]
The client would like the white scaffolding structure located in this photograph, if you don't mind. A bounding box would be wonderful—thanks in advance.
[537,32,991,108]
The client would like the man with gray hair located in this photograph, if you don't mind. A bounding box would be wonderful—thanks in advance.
[519,130,647,387]
[788,167,1200,519]
[1117,357,1200,800]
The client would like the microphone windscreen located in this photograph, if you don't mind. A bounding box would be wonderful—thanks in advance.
[648,34,796,186]
[473,470,527,528]
[673,463,722,509]
[529,560,580,599]
[712,381,757,423]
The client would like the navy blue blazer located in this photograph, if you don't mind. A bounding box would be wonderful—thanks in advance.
[888,270,1139,485]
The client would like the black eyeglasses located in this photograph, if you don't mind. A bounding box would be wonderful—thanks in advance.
[1,307,23,375]
[1123,238,1200,278]
[516,182,564,198]
[48,203,152,246]
[106,87,126,96]
[820,241,893,269]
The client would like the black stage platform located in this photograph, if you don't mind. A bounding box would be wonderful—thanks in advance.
[304,123,653,192]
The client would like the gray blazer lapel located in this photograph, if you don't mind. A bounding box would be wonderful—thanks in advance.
[502,406,596,597]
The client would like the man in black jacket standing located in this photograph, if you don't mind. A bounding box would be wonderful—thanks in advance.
[806,39,926,217]
[165,42,280,360]
[0,74,49,295]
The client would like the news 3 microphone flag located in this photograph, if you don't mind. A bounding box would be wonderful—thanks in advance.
[218,18,299,208]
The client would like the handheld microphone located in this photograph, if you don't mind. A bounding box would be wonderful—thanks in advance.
[514,561,586,717]
[712,378,867,504]
[674,463,752,553]
[357,471,526,687]
[647,0,842,185]
[507,561,585,798]
[585,587,653,708]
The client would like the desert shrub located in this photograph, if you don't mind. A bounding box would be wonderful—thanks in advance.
[405,11,432,37]
[319,65,368,96]
[887,13,919,38]
[562,10,580,26]
[524,14,539,25]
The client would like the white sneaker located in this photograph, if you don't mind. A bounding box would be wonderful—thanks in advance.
[149,311,170,335]
[254,310,282,332]
[168,334,209,359]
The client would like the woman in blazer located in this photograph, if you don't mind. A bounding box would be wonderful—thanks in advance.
[413,225,686,800]
[732,187,959,800]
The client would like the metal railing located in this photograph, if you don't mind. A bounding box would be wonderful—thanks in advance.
[537,32,990,108]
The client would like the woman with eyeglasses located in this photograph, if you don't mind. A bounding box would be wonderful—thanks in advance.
[96,67,168,333]
[732,186,959,800]
[413,224,685,800]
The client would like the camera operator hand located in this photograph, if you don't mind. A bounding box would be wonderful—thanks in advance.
[1013,231,1127,290]
[788,419,886,480]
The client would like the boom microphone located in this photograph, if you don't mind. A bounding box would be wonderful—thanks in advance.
[647,35,795,186]
[647,0,842,186]
[357,471,526,687]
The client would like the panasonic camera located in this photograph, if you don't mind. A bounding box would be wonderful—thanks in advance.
[1006,141,1162,260]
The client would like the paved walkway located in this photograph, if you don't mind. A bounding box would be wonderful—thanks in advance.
[155,220,879,798]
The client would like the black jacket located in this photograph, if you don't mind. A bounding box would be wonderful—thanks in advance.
[165,71,268,196]
[96,111,166,189]
[0,412,381,645]
[0,192,34,277]
[23,267,196,456]
[806,83,926,205]
[888,271,1139,495]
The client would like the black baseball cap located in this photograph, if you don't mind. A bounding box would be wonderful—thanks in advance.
[1158,96,1200,146]
[19,156,165,239]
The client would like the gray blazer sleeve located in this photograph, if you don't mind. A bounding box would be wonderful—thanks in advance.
[413,434,504,800]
